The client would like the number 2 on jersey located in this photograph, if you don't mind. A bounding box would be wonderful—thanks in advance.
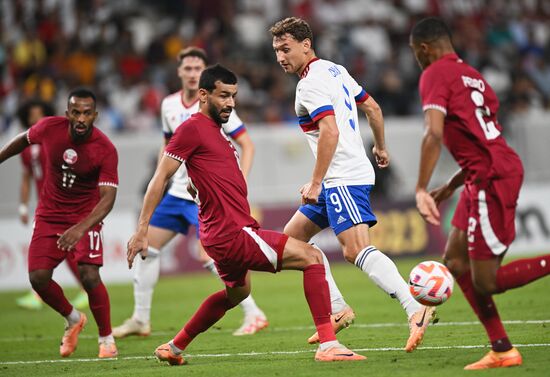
[470,90,500,140]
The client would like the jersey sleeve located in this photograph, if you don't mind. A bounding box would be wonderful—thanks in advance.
[164,123,200,162]
[297,78,335,124]
[222,110,246,140]
[26,118,50,145]
[343,66,370,104]
[98,146,119,188]
[160,99,173,140]
[419,66,450,115]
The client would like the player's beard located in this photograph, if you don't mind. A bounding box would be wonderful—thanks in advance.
[208,102,231,125]
[70,122,93,141]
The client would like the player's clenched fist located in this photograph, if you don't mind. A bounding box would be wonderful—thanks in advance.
[127,232,148,269]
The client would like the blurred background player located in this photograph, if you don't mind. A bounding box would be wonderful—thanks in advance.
[270,17,436,351]
[411,17,550,370]
[113,47,267,338]
[127,64,365,364]
[0,89,119,358]
[15,99,88,311]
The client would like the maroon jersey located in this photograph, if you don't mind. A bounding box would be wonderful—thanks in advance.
[164,112,258,246]
[419,53,523,183]
[26,116,118,224]
[20,144,46,194]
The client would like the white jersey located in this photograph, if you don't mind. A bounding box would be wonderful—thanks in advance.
[161,91,247,200]
[295,58,375,187]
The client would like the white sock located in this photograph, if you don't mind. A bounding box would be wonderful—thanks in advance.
[319,340,340,351]
[168,340,182,354]
[202,259,218,276]
[354,246,421,317]
[311,243,348,314]
[98,334,115,344]
[203,260,264,317]
[132,246,160,323]
[239,295,264,318]
[64,308,80,327]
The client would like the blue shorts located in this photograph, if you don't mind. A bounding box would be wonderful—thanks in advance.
[150,193,199,236]
[299,185,377,235]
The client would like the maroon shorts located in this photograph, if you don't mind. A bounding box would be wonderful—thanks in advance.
[452,176,522,260]
[204,227,289,288]
[28,220,104,272]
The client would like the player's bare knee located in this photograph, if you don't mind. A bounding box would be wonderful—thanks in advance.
[305,244,323,265]
[443,255,468,278]
[29,271,50,290]
[79,267,101,291]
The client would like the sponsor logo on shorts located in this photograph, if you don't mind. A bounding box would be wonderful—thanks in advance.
[89,252,101,258]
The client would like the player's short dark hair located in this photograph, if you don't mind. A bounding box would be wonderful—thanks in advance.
[269,17,313,43]
[411,17,452,44]
[177,46,208,65]
[67,88,96,108]
[17,99,55,129]
[199,64,237,92]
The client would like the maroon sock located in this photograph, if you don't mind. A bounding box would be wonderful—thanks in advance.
[496,255,550,293]
[303,264,335,343]
[34,280,73,316]
[456,271,512,352]
[173,290,237,350]
[65,255,81,283]
[86,283,112,336]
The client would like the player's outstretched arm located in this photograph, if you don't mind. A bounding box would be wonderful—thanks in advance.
[127,155,181,268]
[57,185,117,251]
[430,169,465,206]
[416,108,445,226]
[357,97,389,168]
[0,132,30,164]
[233,132,255,180]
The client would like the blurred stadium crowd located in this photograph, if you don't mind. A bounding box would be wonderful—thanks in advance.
[1,0,550,133]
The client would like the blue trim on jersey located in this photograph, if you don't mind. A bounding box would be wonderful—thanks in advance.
[298,114,313,125]
[150,193,199,236]
[163,131,173,139]
[310,105,334,119]
[354,89,368,103]
[299,184,377,235]
[228,124,245,139]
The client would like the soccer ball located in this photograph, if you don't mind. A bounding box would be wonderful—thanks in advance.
[409,261,454,306]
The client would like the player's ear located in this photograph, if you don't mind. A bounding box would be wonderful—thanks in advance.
[303,38,311,52]
[198,88,208,103]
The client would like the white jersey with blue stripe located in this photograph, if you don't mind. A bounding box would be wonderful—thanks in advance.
[295,58,375,188]
[161,90,246,200]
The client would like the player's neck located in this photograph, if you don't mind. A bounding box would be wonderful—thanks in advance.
[297,53,317,77]
[181,89,199,107]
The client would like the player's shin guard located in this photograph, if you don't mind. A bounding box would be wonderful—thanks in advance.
[133,247,160,323]
[495,254,550,293]
[86,282,112,337]
[303,264,336,343]
[173,290,237,350]
[34,279,73,316]
[310,243,348,313]
[456,271,512,352]
[354,246,420,317]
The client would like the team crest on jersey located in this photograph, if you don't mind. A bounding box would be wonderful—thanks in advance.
[63,149,78,165]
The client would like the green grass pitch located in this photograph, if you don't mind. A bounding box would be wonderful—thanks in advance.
[1,257,549,376]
